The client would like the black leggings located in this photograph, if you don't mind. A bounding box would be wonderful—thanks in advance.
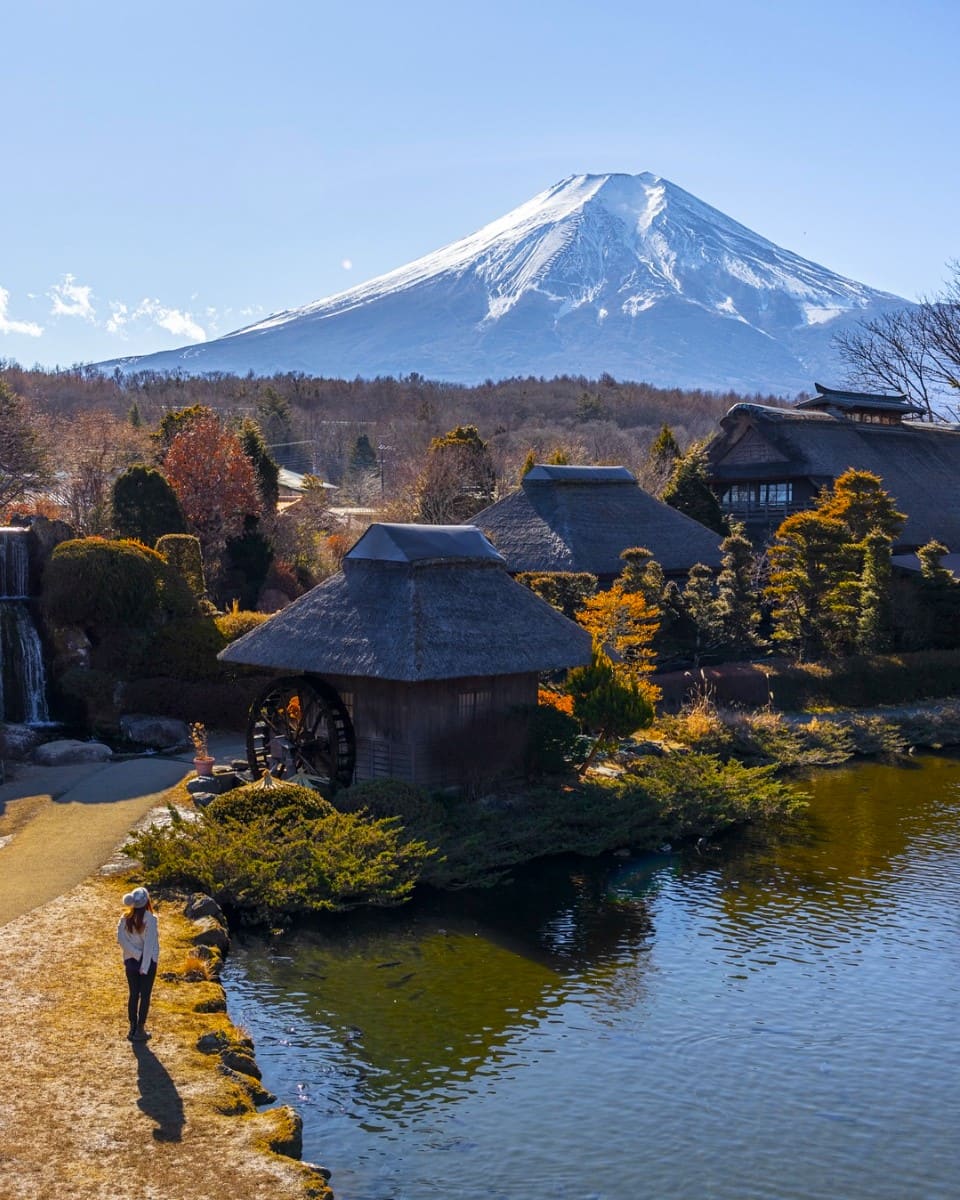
[124,957,157,1029]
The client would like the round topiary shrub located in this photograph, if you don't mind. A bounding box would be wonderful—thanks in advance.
[215,608,270,643]
[43,537,196,639]
[205,779,334,826]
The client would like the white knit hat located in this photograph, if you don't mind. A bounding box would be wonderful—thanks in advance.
[123,886,150,908]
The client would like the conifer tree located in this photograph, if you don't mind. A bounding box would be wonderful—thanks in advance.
[517,571,598,619]
[683,563,721,666]
[817,468,905,547]
[766,510,858,659]
[649,424,680,471]
[619,546,666,607]
[662,443,726,534]
[716,522,763,656]
[238,419,280,513]
[112,464,187,544]
[916,539,960,648]
[415,424,496,523]
[857,529,893,653]
[518,449,537,481]
[565,650,655,772]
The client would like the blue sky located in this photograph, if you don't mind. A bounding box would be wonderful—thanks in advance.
[2,0,957,369]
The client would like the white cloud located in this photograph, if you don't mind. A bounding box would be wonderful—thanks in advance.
[49,273,96,321]
[104,297,207,343]
[341,258,353,270]
[106,301,129,335]
[152,305,207,342]
[0,286,43,337]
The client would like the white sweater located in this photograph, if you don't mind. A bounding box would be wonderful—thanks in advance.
[117,910,160,974]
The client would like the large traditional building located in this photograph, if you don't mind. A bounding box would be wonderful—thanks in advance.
[706,383,960,549]
[471,464,723,581]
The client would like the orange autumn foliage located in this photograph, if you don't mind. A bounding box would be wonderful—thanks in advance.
[538,687,574,715]
[575,582,660,678]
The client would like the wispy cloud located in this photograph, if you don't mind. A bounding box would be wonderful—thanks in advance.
[49,273,96,321]
[105,297,207,343]
[154,306,207,341]
[0,286,43,337]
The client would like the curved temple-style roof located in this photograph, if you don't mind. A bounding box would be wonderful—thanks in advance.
[796,382,924,417]
[219,523,593,681]
[471,464,723,576]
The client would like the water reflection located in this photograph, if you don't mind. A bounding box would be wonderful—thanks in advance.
[230,859,660,1116]
[224,753,960,1200]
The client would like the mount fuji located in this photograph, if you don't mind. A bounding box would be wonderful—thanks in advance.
[103,173,906,394]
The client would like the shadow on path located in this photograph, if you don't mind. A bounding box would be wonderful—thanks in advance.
[133,1042,186,1142]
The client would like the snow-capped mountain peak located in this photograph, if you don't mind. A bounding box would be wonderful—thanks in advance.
[103,172,906,394]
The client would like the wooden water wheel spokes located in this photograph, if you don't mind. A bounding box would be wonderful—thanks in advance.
[246,675,355,790]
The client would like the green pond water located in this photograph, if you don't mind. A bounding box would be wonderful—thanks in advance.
[223,754,960,1200]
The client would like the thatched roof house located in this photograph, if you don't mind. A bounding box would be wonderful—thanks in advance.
[220,523,593,787]
[471,465,724,579]
[707,384,960,548]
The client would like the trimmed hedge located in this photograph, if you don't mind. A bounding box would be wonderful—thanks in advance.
[43,537,195,637]
[155,533,205,597]
[215,609,270,643]
[134,616,228,682]
[206,780,334,825]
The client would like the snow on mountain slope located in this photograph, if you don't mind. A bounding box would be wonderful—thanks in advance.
[102,173,906,394]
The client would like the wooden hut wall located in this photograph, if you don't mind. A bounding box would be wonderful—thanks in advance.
[324,672,539,786]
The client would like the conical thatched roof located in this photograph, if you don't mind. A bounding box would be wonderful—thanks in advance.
[219,523,593,681]
[472,464,723,576]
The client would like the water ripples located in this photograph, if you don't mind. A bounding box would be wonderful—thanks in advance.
[224,754,960,1200]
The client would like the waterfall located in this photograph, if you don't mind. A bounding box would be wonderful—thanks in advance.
[0,527,50,725]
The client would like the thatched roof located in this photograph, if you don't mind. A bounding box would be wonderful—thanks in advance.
[219,523,593,681]
[471,464,723,577]
[708,402,960,549]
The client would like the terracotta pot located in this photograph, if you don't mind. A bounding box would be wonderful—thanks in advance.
[193,756,215,777]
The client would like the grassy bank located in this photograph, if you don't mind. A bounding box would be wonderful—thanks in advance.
[655,695,960,766]
[129,751,803,924]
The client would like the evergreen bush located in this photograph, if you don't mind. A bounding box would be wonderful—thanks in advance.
[215,608,270,642]
[134,616,228,681]
[155,533,205,597]
[206,780,334,826]
[112,465,186,544]
[43,537,195,638]
[126,797,434,923]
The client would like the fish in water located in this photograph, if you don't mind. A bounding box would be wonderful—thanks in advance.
[385,972,416,989]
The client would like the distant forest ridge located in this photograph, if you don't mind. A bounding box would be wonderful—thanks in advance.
[1,361,791,485]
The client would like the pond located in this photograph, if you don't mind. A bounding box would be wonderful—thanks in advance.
[223,754,960,1200]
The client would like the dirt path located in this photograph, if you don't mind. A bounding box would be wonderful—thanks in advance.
[0,753,329,1200]
[0,758,191,926]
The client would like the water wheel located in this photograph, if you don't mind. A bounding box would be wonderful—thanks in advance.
[246,675,356,790]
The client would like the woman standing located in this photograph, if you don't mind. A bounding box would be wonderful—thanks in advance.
[117,886,160,1042]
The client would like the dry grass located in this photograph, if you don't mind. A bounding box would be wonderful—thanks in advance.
[0,874,331,1200]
